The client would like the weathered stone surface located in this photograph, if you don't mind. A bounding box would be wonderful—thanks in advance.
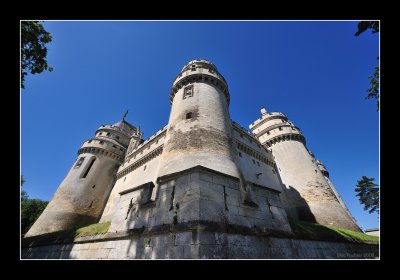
[24,60,367,259]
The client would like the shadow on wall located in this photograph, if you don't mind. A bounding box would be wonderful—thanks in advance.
[284,185,317,223]
[274,166,316,224]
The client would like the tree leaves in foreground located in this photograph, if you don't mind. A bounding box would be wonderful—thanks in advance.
[20,175,48,236]
[354,21,379,36]
[367,66,379,111]
[21,199,48,235]
[355,176,379,214]
[354,21,379,111]
[21,21,53,89]
[21,175,28,202]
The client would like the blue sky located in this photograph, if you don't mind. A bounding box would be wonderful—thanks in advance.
[21,21,379,230]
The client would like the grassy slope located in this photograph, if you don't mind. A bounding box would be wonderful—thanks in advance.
[290,221,379,243]
[22,221,111,245]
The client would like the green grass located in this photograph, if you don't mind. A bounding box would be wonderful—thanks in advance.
[22,221,111,246]
[75,221,110,237]
[290,221,379,244]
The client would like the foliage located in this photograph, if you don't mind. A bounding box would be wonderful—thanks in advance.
[355,176,379,214]
[21,190,29,202]
[354,21,379,36]
[21,21,53,89]
[355,21,379,110]
[21,199,48,235]
[367,66,379,111]
[290,220,379,243]
[21,175,28,202]
[74,221,111,237]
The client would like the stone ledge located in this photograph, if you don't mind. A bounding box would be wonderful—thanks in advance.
[22,219,378,249]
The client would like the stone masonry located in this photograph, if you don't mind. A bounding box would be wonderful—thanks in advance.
[22,59,375,259]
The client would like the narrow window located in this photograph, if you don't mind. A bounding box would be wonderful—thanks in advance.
[272,169,276,174]
[92,185,96,189]
[252,159,256,164]
[116,136,120,140]
[315,170,318,173]
[186,112,192,120]
[144,165,147,171]
[124,177,126,182]
[82,158,96,178]
[267,131,270,135]
[183,85,194,99]
[88,140,92,143]
[75,157,85,169]
[113,145,117,148]
[107,132,110,136]
[99,132,103,136]
[279,127,282,131]
[239,152,242,157]
[99,141,104,144]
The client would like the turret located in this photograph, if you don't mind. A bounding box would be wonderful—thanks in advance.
[157,59,240,178]
[25,116,138,237]
[316,158,359,229]
[249,108,361,231]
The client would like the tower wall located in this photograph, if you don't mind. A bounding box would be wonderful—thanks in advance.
[158,60,240,179]
[25,153,120,236]
[25,120,136,237]
[316,160,360,230]
[250,109,361,232]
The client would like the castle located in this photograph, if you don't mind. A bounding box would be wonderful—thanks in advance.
[23,59,375,259]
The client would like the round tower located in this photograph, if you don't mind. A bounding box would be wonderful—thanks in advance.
[157,59,240,178]
[249,108,361,231]
[315,159,359,229]
[25,118,138,237]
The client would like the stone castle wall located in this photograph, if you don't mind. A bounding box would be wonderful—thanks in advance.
[22,232,378,259]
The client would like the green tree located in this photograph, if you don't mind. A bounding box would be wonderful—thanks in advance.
[21,199,48,235]
[21,175,28,202]
[21,21,53,89]
[20,175,48,235]
[354,21,379,36]
[355,21,379,111]
[355,176,379,214]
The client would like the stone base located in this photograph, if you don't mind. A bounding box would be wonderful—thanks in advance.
[22,229,378,259]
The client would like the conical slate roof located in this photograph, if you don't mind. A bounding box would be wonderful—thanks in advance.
[112,119,137,136]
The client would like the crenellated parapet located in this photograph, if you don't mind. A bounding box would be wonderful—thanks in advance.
[170,59,230,105]
[250,109,305,148]
[116,145,164,179]
[263,133,306,148]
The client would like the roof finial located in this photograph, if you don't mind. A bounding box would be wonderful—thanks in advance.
[122,110,128,120]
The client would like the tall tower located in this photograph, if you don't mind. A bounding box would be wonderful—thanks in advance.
[25,117,138,237]
[249,108,361,231]
[315,158,358,227]
[158,59,240,178]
